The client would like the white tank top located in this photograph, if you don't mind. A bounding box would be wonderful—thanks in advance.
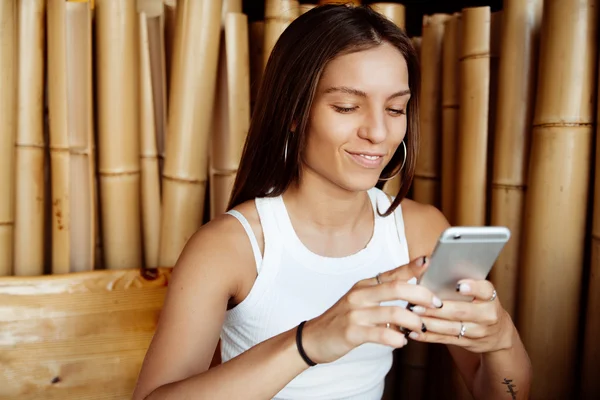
[220,187,411,399]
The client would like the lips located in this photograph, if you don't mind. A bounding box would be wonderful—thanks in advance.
[346,151,385,168]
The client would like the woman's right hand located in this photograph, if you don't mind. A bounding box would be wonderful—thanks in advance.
[299,256,443,364]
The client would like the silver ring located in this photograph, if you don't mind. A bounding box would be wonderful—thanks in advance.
[386,323,391,329]
[458,322,466,339]
[489,289,497,302]
[376,273,383,285]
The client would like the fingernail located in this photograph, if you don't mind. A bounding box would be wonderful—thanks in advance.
[416,256,425,267]
[407,303,415,311]
[409,331,419,340]
[421,323,427,333]
[457,283,471,294]
[412,306,426,314]
[432,296,443,308]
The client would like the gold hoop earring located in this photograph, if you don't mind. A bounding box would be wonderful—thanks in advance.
[378,141,407,181]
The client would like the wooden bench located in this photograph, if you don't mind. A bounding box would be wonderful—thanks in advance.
[0,268,171,400]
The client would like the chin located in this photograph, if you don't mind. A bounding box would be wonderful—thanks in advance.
[337,174,380,193]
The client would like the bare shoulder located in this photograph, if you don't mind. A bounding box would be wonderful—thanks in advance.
[132,200,262,399]
[400,198,450,258]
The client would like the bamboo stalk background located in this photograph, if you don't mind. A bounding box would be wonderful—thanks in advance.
[210,9,250,219]
[13,0,46,276]
[581,64,600,396]
[96,0,142,270]
[413,14,448,208]
[440,13,461,225]
[146,10,168,179]
[139,12,162,270]
[159,0,223,268]
[454,7,490,226]
[47,0,97,274]
[263,0,299,71]
[517,0,598,398]
[0,0,17,276]
[299,4,315,15]
[371,3,405,29]
[489,0,543,320]
[163,0,177,96]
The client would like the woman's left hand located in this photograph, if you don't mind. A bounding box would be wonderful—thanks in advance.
[407,279,514,353]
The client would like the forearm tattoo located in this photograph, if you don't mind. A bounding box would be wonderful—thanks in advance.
[502,378,517,399]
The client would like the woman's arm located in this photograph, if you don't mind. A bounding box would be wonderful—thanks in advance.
[132,213,310,400]
[401,200,532,400]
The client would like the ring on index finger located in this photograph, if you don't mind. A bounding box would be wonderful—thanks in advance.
[489,289,497,302]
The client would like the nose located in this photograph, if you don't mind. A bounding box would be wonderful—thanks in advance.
[357,109,387,144]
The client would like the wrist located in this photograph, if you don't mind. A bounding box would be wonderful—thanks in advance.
[494,311,516,352]
[296,321,318,367]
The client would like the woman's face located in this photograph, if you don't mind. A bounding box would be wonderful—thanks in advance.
[302,41,410,193]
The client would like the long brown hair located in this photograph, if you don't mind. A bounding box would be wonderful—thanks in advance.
[228,4,420,216]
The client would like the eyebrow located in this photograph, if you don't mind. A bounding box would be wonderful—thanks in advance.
[323,86,411,100]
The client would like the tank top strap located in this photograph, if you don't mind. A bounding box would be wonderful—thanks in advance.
[225,210,263,273]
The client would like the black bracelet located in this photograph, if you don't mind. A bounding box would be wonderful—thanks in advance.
[296,320,317,367]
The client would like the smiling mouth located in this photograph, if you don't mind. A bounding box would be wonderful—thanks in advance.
[346,151,385,168]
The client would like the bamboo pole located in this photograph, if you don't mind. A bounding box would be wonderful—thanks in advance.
[440,14,461,224]
[139,12,161,270]
[143,3,168,179]
[158,0,222,267]
[489,0,543,320]
[210,7,250,219]
[581,70,600,397]
[517,1,598,397]
[95,0,141,270]
[47,0,97,274]
[13,0,46,276]
[413,14,448,208]
[454,7,490,227]
[0,0,17,276]
[163,0,176,97]
[263,0,299,71]
[370,3,405,30]
[299,4,315,15]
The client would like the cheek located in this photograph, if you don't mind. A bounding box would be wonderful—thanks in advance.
[304,108,351,158]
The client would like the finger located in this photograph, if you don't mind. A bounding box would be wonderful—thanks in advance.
[349,306,424,333]
[356,325,409,348]
[406,329,477,348]
[420,317,485,339]
[456,279,497,303]
[378,255,430,284]
[411,300,493,324]
[349,279,444,309]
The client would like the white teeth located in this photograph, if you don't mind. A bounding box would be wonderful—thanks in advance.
[360,154,380,160]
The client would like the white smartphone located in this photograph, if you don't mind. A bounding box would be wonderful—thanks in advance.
[417,226,511,302]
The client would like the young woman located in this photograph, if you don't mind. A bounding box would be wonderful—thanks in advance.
[133,4,531,399]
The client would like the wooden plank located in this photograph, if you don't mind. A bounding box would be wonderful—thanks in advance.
[0,268,171,400]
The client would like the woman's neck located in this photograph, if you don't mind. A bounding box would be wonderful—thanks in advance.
[282,169,373,235]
